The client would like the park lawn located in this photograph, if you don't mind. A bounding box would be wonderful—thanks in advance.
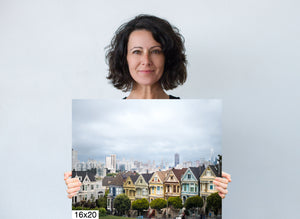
[99,216,124,219]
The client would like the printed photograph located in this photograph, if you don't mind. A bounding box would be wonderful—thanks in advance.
[72,100,222,218]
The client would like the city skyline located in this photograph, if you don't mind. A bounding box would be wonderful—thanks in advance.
[72,150,218,176]
[72,100,222,165]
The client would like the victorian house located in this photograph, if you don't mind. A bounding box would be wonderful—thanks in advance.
[72,170,104,204]
[199,165,218,201]
[123,174,139,203]
[149,170,170,202]
[164,168,187,200]
[135,173,153,201]
[106,173,125,212]
[181,166,205,203]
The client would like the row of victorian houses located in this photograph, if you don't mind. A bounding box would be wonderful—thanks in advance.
[102,165,219,212]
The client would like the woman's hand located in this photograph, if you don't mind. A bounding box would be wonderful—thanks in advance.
[213,171,231,199]
[64,171,82,199]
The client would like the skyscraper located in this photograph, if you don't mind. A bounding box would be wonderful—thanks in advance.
[72,148,78,171]
[105,156,112,169]
[210,148,215,164]
[111,154,116,170]
[175,153,179,167]
[105,154,117,172]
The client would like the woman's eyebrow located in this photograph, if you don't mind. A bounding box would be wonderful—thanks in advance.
[129,46,143,51]
[129,45,162,51]
[150,46,162,49]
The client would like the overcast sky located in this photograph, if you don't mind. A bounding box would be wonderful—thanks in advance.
[72,100,222,164]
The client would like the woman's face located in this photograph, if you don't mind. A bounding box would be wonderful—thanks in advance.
[127,30,165,88]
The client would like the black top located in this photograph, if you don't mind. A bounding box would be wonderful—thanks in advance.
[123,95,180,99]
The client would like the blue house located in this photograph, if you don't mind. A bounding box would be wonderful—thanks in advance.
[106,174,124,212]
[181,166,205,203]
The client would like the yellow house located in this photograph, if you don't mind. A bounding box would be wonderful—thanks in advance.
[123,174,139,203]
[135,173,153,201]
[164,168,187,200]
[149,170,170,202]
[199,165,218,201]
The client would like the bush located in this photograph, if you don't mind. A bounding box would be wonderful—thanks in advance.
[184,196,203,210]
[167,196,183,209]
[150,198,167,211]
[132,198,149,215]
[99,207,107,216]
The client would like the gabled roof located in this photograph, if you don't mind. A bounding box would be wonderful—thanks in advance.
[72,170,96,182]
[189,167,201,179]
[102,176,114,186]
[209,165,219,176]
[123,171,136,179]
[142,173,153,183]
[157,170,170,182]
[109,174,124,186]
[172,168,187,182]
[200,165,218,178]
[129,174,140,184]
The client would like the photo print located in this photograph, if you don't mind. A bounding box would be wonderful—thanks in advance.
[72,99,222,218]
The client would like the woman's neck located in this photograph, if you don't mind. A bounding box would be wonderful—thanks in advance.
[127,83,169,99]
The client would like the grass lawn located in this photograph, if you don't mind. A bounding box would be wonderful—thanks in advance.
[99,216,124,219]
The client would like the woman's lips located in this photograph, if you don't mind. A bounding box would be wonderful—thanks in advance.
[139,70,154,73]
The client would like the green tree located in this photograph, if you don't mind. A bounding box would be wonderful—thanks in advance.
[150,198,167,212]
[206,192,222,215]
[113,194,131,215]
[167,196,183,209]
[97,190,109,208]
[132,198,149,215]
[184,196,203,210]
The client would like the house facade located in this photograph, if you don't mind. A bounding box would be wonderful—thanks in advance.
[199,165,218,201]
[149,170,169,202]
[181,166,205,203]
[107,174,125,211]
[72,170,103,204]
[135,173,153,201]
[164,168,187,200]
[123,174,139,203]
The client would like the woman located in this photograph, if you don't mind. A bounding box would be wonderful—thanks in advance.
[65,14,231,199]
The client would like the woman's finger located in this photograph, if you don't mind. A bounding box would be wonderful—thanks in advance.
[213,180,228,189]
[67,191,79,199]
[67,186,80,195]
[218,192,225,199]
[65,178,80,185]
[213,177,228,184]
[215,186,228,195]
[64,171,72,181]
[222,171,231,182]
[67,181,82,189]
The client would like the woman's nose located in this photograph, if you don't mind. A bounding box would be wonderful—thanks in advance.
[141,52,151,66]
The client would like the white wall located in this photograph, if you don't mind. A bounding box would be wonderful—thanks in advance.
[0,0,299,218]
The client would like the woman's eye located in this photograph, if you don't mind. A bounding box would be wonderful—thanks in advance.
[132,50,141,54]
[151,50,162,54]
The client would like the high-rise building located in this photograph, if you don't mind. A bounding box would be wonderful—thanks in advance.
[105,156,112,169]
[106,154,117,172]
[111,154,116,170]
[175,153,180,167]
[72,148,78,171]
[210,148,215,164]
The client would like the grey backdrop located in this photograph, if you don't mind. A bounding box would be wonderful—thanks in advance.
[0,0,299,218]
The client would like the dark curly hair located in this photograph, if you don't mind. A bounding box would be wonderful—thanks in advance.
[106,14,187,92]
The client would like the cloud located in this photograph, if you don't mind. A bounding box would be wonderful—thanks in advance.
[72,100,222,163]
